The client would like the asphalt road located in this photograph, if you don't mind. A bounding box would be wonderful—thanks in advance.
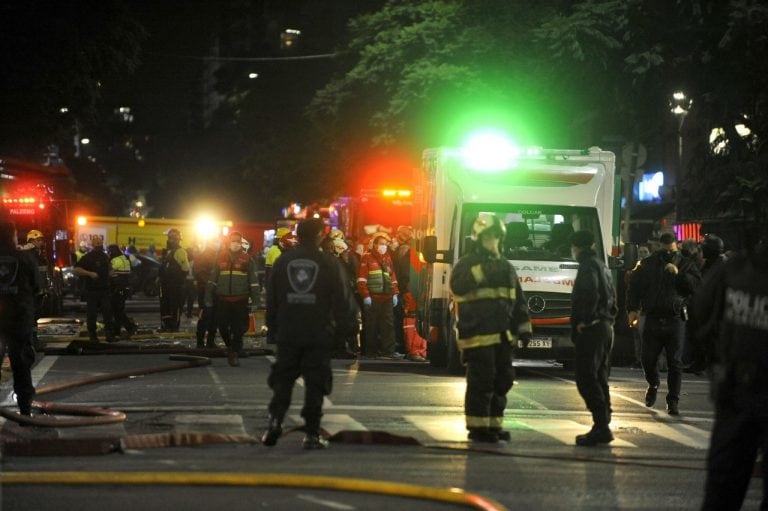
[0,303,762,510]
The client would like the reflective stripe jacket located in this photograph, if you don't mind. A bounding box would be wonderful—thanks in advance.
[357,251,399,301]
[206,249,259,304]
[110,254,132,288]
[450,251,532,350]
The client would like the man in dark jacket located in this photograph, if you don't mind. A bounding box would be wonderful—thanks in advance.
[627,232,702,415]
[695,235,768,510]
[0,221,42,417]
[570,230,618,446]
[450,213,532,443]
[74,235,116,343]
[261,219,359,449]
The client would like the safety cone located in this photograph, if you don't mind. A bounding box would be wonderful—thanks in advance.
[246,312,256,334]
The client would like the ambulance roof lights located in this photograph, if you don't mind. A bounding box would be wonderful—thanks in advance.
[382,189,412,198]
[460,130,520,172]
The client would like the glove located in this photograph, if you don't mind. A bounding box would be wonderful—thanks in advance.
[392,294,398,307]
[518,332,532,349]
[363,296,372,306]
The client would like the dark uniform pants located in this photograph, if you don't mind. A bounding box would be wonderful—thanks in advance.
[641,316,684,404]
[267,343,332,432]
[216,299,248,352]
[463,336,514,431]
[160,276,184,331]
[1,330,36,411]
[85,289,115,339]
[574,321,614,427]
[111,288,135,336]
[196,287,217,344]
[702,398,768,510]
[362,299,395,357]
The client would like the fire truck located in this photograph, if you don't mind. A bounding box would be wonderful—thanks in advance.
[414,132,621,373]
[0,157,76,314]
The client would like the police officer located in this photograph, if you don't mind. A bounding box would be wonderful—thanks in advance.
[205,231,259,366]
[261,219,359,449]
[570,230,618,446]
[627,232,702,415]
[696,233,768,509]
[450,213,532,443]
[159,228,190,332]
[0,220,42,417]
[107,244,137,339]
[73,235,116,343]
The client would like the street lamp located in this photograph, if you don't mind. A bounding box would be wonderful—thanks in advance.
[670,91,693,220]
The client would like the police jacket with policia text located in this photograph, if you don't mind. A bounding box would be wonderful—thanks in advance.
[693,247,768,403]
[357,251,399,301]
[267,242,359,346]
[626,249,702,317]
[571,248,618,335]
[450,251,532,350]
[0,245,42,334]
[206,250,259,305]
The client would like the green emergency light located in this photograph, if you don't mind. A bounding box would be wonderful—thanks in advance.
[460,130,520,172]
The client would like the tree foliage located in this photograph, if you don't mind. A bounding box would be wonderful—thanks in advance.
[309,0,768,224]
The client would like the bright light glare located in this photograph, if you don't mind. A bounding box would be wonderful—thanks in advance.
[81,138,90,145]
[195,216,217,240]
[77,216,87,226]
[248,72,259,79]
[672,91,686,101]
[461,131,520,172]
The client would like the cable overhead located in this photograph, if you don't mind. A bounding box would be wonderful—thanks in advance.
[147,51,337,62]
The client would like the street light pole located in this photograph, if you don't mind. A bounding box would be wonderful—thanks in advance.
[670,91,692,222]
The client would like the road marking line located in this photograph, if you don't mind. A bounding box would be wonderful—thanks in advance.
[512,418,637,448]
[637,421,711,450]
[175,414,246,435]
[297,494,356,510]
[290,413,366,435]
[404,414,466,442]
[509,387,549,410]
[2,355,58,406]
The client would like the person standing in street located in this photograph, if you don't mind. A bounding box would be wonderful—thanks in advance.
[696,232,768,510]
[450,213,532,443]
[261,219,359,449]
[357,232,401,359]
[205,231,259,367]
[627,232,702,415]
[0,220,42,417]
[107,244,137,339]
[21,229,49,349]
[569,230,618,446]
[73,235,116,343]
[193,239,220,349]
[159,228,189,332]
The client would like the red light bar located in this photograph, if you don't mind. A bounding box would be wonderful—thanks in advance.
[3,197,37,204]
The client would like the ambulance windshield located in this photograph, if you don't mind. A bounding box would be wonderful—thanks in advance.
[459,205,604,262]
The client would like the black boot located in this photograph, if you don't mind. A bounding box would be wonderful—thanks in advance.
[303,431,329,450]
[489,428,511,441]
[575,425,614,446]
[467,427,499,443]
[261,416,283,447]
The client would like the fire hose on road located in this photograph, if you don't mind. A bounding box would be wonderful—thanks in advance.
[0,354,211,428]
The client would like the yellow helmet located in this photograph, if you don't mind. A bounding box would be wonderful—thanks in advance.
[276,227,290,238]
[26,229,44,241]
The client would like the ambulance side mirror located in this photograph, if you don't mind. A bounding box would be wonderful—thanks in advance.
[422,236,438,263]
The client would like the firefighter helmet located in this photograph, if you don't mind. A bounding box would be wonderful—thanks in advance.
[26,229,44,241]
[276,227,291,239]
[471,213,506,242]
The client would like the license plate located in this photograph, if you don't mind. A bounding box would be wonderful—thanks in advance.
[519,337,552,348]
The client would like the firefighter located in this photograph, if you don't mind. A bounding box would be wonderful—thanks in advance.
[205,231,259,366]
[159,228,190,332]
[357,232,401,359]
[21,229,49,348]
[450,213,532,443]
[261,219,359,449]
[107,244,137,339]
[0,220,42,417]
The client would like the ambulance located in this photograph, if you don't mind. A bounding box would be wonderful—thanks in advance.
[414,131,620,372]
